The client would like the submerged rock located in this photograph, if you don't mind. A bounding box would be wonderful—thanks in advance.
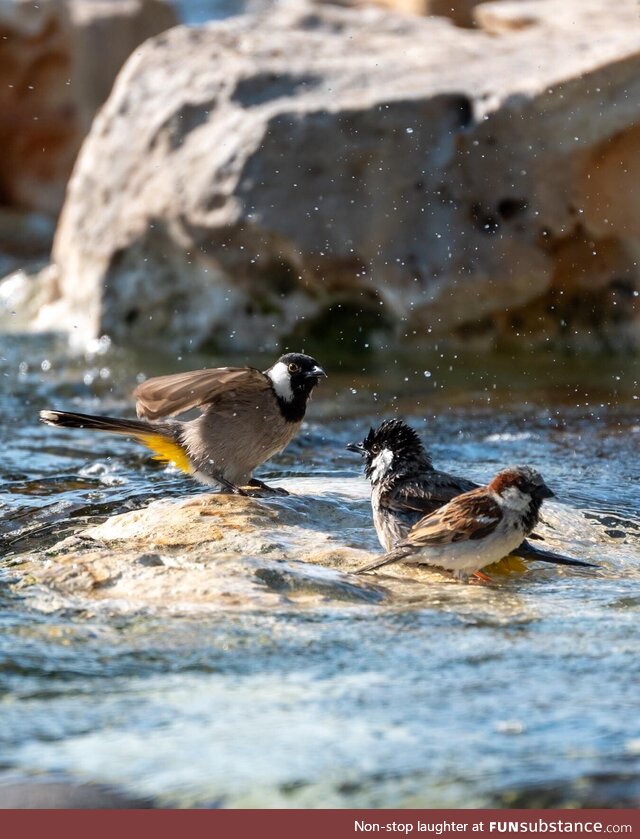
[13,480,389,614]
[0,0,176,216]
[9,476,601,617]
[33,0,640,352]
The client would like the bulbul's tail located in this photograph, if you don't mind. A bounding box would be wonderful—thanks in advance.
[40,409,153,436]
[512,539,599,569]
[39,410,192,474]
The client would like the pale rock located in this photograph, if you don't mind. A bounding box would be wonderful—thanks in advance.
[10,478,597,615]
[0,263,59,328]
[474,1,545,33]
[16,479,389,614]
[35,0,640,352]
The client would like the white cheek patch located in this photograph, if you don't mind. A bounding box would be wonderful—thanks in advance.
[371,448,394,483]
[499,486,530,512]
[267,361,293,402]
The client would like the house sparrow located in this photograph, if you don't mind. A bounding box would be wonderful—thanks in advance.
[347,419,596,574]
[354,465,558,581]
[40,353,325,495]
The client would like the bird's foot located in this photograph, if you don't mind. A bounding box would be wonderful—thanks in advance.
[472,569,494,584]
[216,477,248,496]
[248,479,289,496]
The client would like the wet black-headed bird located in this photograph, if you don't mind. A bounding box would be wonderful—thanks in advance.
[355,465,560,581]
[347,419,596,576]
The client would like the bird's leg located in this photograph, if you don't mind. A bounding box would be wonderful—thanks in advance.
[248,478,289,496]
[473,569,493,583]
[216,476,248,496]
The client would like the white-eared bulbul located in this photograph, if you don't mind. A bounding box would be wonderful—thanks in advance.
[41,353,325,495]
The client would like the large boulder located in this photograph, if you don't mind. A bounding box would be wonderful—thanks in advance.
[39,0,640,352]
[0,0,177,216]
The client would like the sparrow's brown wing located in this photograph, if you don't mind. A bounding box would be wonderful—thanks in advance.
[356,489,502,574]
[405,488,502,547]
[134,367,270,420]
[381,470,479,516]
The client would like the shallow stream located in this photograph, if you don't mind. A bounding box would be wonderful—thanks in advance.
[0,334,638,807]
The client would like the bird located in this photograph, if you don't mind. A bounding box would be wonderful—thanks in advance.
[353,465,558,581]
[40,353,326,495]
[347,419,596,576]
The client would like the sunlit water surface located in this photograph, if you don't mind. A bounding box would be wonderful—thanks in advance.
[0,334,638,807]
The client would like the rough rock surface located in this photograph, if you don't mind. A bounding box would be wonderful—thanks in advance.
[7,477,591,617]
[40,0,640,351]
[12,482,390,614]
[0,0,176,216]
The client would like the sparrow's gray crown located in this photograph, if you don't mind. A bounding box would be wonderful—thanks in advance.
[490,465,554,501]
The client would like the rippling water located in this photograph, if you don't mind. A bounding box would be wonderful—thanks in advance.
[0,334,639,807]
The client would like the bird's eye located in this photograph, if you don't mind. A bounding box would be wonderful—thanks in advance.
[371,444,380,454]
[288,362,300,373]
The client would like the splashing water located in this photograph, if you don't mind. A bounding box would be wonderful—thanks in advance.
[0,334,638,807]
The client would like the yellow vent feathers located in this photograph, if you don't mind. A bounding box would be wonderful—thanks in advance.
[137,433,192,474]
[487,555,527,576]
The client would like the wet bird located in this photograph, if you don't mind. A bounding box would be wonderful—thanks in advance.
[347,419,596,576]
[355,465,558,581]
[40,353,326,495]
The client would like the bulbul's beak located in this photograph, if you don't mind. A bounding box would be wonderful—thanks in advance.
[304,366,326,379]
[346,442,365,455]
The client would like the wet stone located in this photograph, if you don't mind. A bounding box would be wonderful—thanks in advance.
[14,480,386,615]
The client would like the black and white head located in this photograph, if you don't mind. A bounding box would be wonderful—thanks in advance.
[346,419,433,485]
[489,466,554,512]
[265,353,326,421]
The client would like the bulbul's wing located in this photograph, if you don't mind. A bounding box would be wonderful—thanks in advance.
[381,470,478,516]
[356,489,501,574]
[134,367,271,420]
